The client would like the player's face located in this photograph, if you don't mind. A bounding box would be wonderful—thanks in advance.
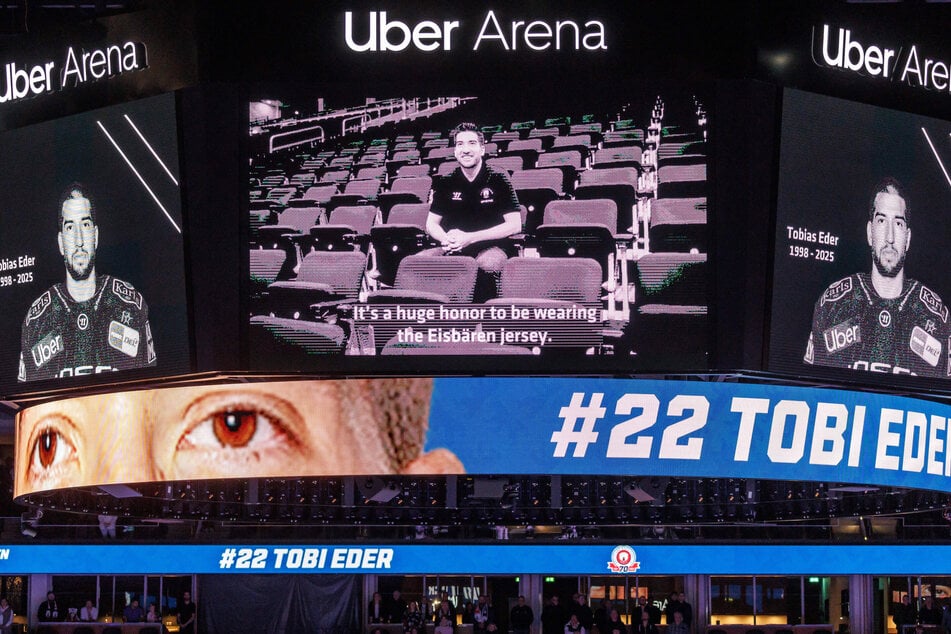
[15,380,458,495]
[58,195,98,281]
[867,189,909,278]
[454,131,484,170]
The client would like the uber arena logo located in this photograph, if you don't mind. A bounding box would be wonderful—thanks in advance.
[0,41,147,107]
[343,11,607,53]
[607,545,640,573]
[812,24,950,95]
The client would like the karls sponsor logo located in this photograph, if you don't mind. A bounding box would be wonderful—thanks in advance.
[823,320,860,354]
[343,10,606,53]
[813,24,951,95]
[112,278,142,309]
[920,286,948,322]
[26,291,51,323]
[31,332,63,368]
[821,277,852,305]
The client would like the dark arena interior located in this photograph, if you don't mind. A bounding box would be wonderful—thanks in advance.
[0,2,949,634]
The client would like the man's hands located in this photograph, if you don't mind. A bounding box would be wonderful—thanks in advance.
[442,229,474,253]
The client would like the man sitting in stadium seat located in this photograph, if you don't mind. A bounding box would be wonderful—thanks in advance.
[425,122,521,301]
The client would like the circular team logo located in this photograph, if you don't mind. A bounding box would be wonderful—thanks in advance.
[480,188,493,200]
[879,310,892,328]
[607,545,640,573]
[77,313,89,330]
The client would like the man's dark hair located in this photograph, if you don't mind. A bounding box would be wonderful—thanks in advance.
[451,122,485,145]
[57,182,96,228]
[869,176,909,225]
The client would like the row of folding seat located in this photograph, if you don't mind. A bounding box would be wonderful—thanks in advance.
[250,247,706,358]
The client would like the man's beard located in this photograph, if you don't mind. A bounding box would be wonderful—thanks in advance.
[871,246,905,278]
[65,249,95,281]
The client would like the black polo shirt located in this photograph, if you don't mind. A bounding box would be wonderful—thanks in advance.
[431,163,519,235]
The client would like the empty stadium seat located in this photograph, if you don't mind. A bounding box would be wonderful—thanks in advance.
[486,155,524,175]
[300,183,339,205]
[366,254,479,304]
[536,150,583,192]
[377,175,432,221]
[328,178,381,209]
[535,199,632,319]
[368,203,437,287]
[575,167,639,234]
[306,205,378,252]
[629,252,708,365]
[656,164,707,199]
[395,163,431,178]
[249,315,348,359]
[503,138,543,170]
[648,197,707,253]
[256,203,323,250]
[260,250,367,319]
[593,145,643,171]
[509,168,565,232]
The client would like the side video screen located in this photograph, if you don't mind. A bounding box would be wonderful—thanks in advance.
[0,92,190,397]
[247,88,711,374]
[769,89,951,389]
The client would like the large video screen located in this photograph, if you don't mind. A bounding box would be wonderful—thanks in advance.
[0,93,190,398]
[17,377,951,498]
[247,87,711,374]
[769,89,951,390]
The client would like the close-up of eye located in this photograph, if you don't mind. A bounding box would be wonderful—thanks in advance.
[177,408,290,451]
[171,391,309,477]
[24,417,80,488]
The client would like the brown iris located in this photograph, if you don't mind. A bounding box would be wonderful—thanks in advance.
[38,430,57,468]
[212,411,256,447]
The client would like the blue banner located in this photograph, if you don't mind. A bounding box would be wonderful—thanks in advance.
[429,378,951,492]
[0,543,950,575]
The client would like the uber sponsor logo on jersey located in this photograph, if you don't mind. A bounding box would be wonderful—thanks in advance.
[479,187,495,204]
[823,319,860,353]
[821,277,852,305]
[31,332,63,368]
[26,291,52,324]
[910,325,942,367]
[112,278,142,309]
[920,286,948,323]
[108,320,139,357]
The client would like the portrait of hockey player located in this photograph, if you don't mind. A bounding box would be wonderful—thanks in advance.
[804,178,949,377]
[769,89,951,385]
[0,92,189,393]
[19,183,156,382]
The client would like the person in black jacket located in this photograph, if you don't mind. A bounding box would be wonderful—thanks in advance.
[511,595,534,634]
[541,595,567,634]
